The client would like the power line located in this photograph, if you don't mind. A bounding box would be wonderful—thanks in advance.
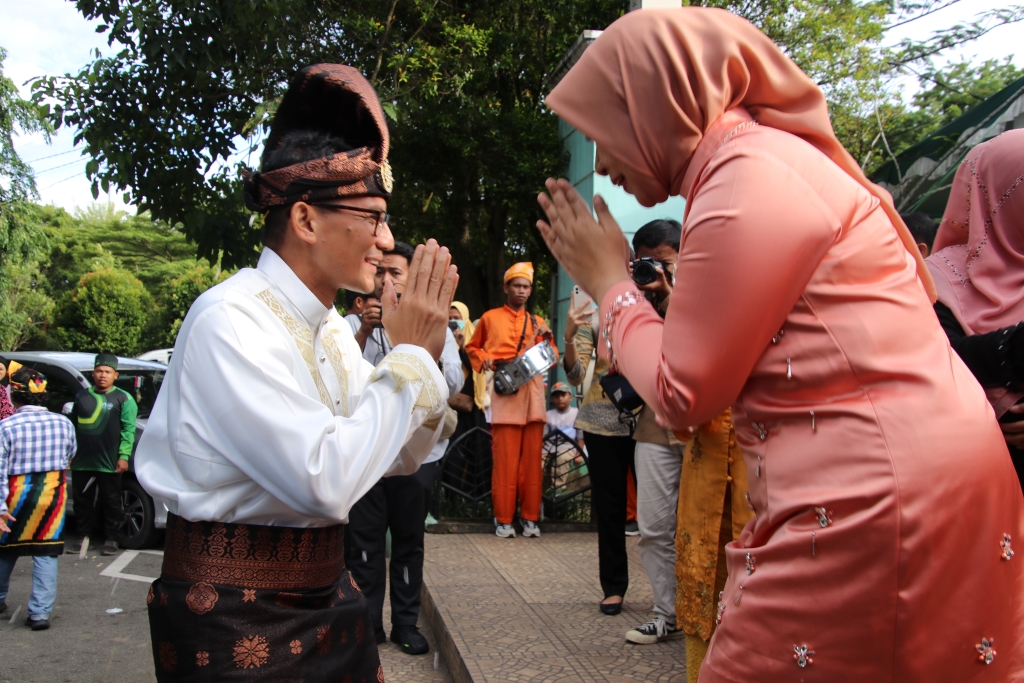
[35,158,85,175]
[43,171,84,190]
[25,147,82,164]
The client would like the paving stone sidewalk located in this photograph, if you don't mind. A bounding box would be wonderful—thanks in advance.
[423,533,688,683]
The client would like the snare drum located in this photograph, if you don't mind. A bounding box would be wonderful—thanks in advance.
[494,341,557,395]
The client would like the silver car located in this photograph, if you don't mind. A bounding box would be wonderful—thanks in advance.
[3,351,168,548]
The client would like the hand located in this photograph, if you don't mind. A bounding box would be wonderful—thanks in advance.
[537,179,631,305]
[382,239,459,361]
[636,264,672,301]
[1002,404,1024,449]
[481,358,495,372]
[536,323,554,343]
[115,459,129,473]
[564,299,593,341]
[448,393,474,413]
[453,327,465,348]
[360,303,382,334]
[0,511,15,534]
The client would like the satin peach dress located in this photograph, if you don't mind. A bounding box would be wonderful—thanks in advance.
[603,109,1024,681]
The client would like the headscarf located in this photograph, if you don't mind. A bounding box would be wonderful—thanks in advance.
[504,262,534,285]
[451,301,487,411]
[9,366,47,400]
[926,129,1024,416]
[0,356,12,420]
[546,7,935,301]
[243,64,393,211]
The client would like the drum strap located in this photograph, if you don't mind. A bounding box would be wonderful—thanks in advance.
[513,312,537,358]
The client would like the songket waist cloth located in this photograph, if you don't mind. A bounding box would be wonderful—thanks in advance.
[149,513,384,682]
[0,471,67,557]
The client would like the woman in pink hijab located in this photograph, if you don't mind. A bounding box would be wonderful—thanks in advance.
[537,7,1023,682]
[927,130,1024,486]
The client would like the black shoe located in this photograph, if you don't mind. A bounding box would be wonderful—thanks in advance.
[600,598,623,616]
[624,520,640,536]
[390,625,429,655]
[28,618,50,631]
[0,601,7,614]
[68,542,82,554]
[375,627,386,646]
[101,540,119,556]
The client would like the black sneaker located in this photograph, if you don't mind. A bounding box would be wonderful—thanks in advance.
[0,601,7,614]
[625,616,681,644]
[390,624,429,655]
[28,617,50,631]
[68,540,82,554]
[624,521,640,536]
[101,540,119,556]
[375,627,386,645]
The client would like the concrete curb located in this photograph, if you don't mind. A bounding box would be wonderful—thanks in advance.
[427,519,597,534]
[421,583,473,683]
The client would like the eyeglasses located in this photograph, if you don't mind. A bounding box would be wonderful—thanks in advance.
[315,203,391,235]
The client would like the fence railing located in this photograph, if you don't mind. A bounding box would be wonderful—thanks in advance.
[431,427,592,522]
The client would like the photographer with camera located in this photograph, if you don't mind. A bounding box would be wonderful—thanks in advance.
[465,263,556,539]
[622,219,687,644]
[347,241,463,655]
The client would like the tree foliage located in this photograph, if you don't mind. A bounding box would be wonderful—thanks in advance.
[2,201,226,354]
[32,0,1024,315]
[55,266,153,356]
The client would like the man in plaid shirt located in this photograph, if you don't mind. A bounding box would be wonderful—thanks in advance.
[0,366,77,631]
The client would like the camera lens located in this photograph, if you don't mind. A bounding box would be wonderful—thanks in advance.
[632,259,658,286]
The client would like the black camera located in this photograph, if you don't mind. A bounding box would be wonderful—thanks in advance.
[631,257,662,286]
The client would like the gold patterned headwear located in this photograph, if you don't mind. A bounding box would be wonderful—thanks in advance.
[504,262,534,285]
[242,64,393,211]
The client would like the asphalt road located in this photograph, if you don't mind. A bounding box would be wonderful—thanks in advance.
[1,536,449,683]
[1,541,160,683]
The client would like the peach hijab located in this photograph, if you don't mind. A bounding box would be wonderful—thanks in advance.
[545,7,936,300]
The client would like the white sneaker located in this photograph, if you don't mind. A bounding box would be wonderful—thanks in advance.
[521,519,541,538]
[495,524,516,538]
[625,615,682,644]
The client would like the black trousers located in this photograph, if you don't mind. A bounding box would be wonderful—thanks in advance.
[585,432,636,599]
[346,467,433,633]
[71,471,123,540]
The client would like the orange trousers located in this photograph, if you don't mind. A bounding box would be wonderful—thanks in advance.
[626,468,637,522]
[491,423,544,525]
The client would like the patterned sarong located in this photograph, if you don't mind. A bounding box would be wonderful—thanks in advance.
[0,470,66,557]
[149,513,384,682]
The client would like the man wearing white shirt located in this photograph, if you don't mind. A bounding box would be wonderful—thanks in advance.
[348,241,462,655]
[135,64,458,682]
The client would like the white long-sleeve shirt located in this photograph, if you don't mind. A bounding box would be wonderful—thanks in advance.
[135,248,448,527]
[362,317,462,465]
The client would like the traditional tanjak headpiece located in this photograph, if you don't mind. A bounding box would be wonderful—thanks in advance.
[504,262,534,285]
[243,64,393,211]
[9,367,47,395]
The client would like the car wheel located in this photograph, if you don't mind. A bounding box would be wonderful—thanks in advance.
[116,477,161,549]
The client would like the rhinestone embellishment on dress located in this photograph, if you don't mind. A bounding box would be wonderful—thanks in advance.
[771,329,785,344]
[976,637,996,665]
[814,507,833,528]
[752,422,767,441]
[1001,534,1014,561]
[734,585,744,605]
[745,491,755,514]
[716,591,726,625]
[793,644,815,668]
[745,552,756,575]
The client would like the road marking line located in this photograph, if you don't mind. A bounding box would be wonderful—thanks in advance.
[99,549,162,584]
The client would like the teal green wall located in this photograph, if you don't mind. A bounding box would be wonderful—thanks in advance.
[548,119,687,404]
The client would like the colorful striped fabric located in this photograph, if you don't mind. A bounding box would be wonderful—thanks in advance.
[0,470,66,556]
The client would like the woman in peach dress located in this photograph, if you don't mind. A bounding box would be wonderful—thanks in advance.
[536,8,1024,682]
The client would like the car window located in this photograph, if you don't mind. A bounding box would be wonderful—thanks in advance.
[19,362,83,415]
[113,371,164,419]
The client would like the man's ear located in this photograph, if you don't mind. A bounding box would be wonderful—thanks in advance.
[288,202,319,246]
[916,242,930,259]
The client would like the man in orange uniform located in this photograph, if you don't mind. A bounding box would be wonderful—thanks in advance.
[465,263,556,538]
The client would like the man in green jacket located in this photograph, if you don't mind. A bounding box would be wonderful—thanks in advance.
[70,353,137,556]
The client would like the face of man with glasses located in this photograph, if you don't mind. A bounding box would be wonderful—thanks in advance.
[302,195,394,295]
